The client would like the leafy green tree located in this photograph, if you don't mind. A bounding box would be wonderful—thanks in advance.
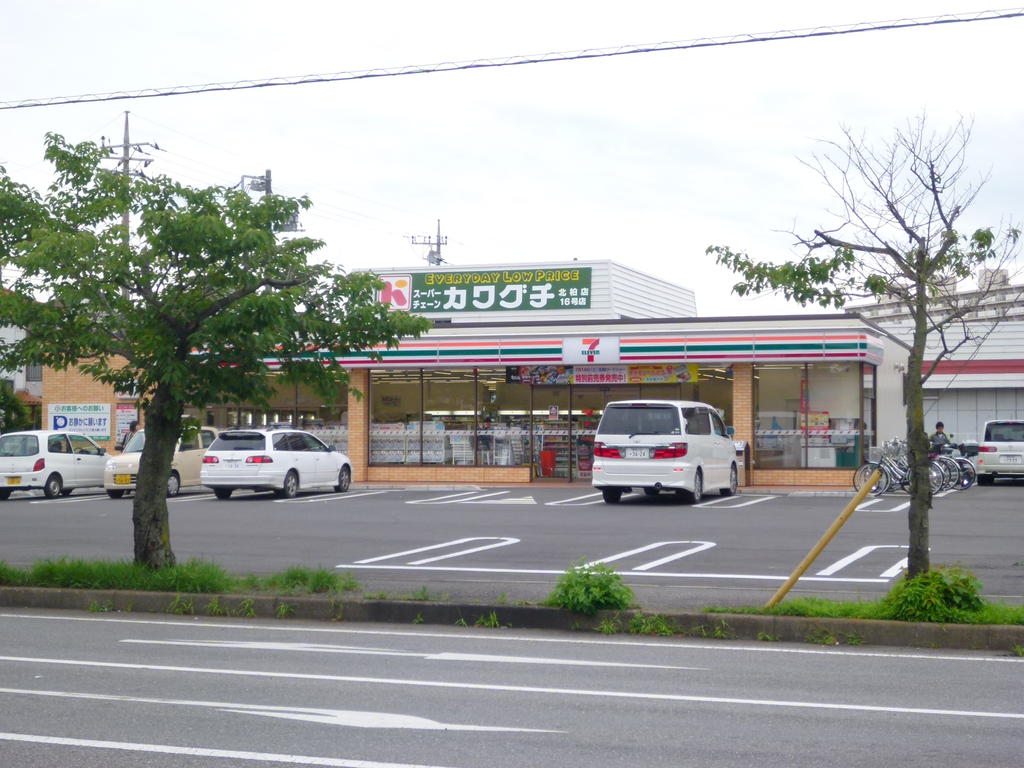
[0,134,430,568]
[708,117,1019,577]
[0,380,34,432]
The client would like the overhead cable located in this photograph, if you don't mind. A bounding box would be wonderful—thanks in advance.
[2,9,1023,111]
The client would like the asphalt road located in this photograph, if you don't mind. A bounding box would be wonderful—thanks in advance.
[1,483,1022,611]
[1,609,1022,768]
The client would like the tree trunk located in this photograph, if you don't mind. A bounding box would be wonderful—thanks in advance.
[905,290,932,578]
[132,384,182,568]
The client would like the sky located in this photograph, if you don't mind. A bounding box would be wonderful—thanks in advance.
[3,1,1022,316]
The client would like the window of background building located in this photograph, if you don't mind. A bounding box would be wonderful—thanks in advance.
[25,364,42,382]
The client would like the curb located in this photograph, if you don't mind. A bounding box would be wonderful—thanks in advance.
[2,587,1022,652]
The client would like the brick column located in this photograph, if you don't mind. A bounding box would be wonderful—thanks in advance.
[347,369,369,482]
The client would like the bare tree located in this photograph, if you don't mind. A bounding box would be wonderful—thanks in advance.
[709,116,1020,577]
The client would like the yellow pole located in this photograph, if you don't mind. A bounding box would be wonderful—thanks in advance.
[764,469,881,609]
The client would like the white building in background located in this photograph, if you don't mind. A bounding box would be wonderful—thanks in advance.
[0,326,43,426]
[853,270,1024,442]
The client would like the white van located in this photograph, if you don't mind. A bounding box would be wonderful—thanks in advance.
[591,400,737,503]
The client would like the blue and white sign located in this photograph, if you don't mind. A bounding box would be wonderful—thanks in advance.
[48,403,112,440]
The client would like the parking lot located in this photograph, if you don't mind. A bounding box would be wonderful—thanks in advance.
[1,483,1021,611]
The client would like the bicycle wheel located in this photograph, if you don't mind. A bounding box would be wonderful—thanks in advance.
[955,458,976,489]
[934,455,961,491]
[928,462,944,493]
[853,463,880,492]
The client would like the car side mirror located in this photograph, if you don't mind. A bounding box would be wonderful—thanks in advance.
[726,426,735,436]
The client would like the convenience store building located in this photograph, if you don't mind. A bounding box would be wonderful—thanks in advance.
[42,261,909,487]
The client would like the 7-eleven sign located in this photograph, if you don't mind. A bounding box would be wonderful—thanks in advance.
[563,336,620,365]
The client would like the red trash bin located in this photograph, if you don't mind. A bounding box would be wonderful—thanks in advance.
[539,449,557,477]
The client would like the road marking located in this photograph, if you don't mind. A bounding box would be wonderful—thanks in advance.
[28,494,104,504]
[816,545,909,577]
[545,492,603,505]
[587,541,716,570]
[463,496,535,505]
[337,563,890,583]
[274,491,390,504]
[880,558,909,578]
[169,493,217,503]
[855,498,884,510]
[0,687,557,732]
[1,660,1021,721]
[0,731,463,767]
[118,639,700,670]
[7,613,1021,663]
[405,491,483,504]
[354,537,519,565]
[715,496,776,509]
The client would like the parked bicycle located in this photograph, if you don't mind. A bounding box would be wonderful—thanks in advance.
[853,439,945,496]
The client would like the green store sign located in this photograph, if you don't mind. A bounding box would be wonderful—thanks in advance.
[402,268,592,313]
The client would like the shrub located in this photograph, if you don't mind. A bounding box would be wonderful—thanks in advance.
[544,559,634,615]
[882,566,985,623]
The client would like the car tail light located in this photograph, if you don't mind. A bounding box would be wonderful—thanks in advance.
[652,442,688,459]
[202,456,219,464]
[592,442,621,459]
[978,446,997,452]
[246,455,274,464]
[32,458,45,472]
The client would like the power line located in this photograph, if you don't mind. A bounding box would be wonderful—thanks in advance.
[3,9,1022,111]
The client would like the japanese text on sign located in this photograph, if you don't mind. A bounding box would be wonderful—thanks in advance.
[381,268,592,313]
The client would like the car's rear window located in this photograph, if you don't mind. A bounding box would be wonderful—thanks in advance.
[208,432,267,451]
[0,434,39,457]
[984,422,1024,442]
[597,405,681,436]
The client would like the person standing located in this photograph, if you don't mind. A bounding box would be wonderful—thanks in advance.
[117,420,139,451]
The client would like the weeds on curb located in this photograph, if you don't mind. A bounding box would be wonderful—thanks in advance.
[757,632,779,642]
[1011,644,1024,657]
[166,595,194,615]
[205,597,227,617]
[236,598,256,618]
[454,618,468,627]
[412,613,424,624]
[474,611,502,628]
[87,600,114,613]
[544,559,634,615]
[596,616,623,634]
[806,628,838,645]
[629,613,676,636]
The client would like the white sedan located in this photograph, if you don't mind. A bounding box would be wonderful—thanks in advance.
[0,430,108,499]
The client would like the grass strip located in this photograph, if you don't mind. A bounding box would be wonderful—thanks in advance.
[704,596,1024,625]
[0,558,358,596]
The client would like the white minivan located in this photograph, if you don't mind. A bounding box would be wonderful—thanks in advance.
[591,400,738,504]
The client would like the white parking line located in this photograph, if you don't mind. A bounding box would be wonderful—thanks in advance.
[354,537,519,565]
[405,490,495,504]
[816,545,908,577]
[715,496,776,509]
[28,495,105,504]
[545,492,603,505]
[587,541,716,570]
[274,491,390,504]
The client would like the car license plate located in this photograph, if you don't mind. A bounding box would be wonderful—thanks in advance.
[114,474,132,485]
[625,447,649,459]
[1002,454,1022,464]
[7,476,20,486]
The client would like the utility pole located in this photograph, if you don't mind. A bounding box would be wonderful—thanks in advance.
[411,219,448,265]
[100,111,161,241]
[240,169,300,232]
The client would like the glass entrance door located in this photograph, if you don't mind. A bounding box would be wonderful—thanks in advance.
[533,386,572,479]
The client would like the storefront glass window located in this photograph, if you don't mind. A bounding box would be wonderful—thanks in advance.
[754,363,863,469]
[424,370,477,465]
[370,370,423,464]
